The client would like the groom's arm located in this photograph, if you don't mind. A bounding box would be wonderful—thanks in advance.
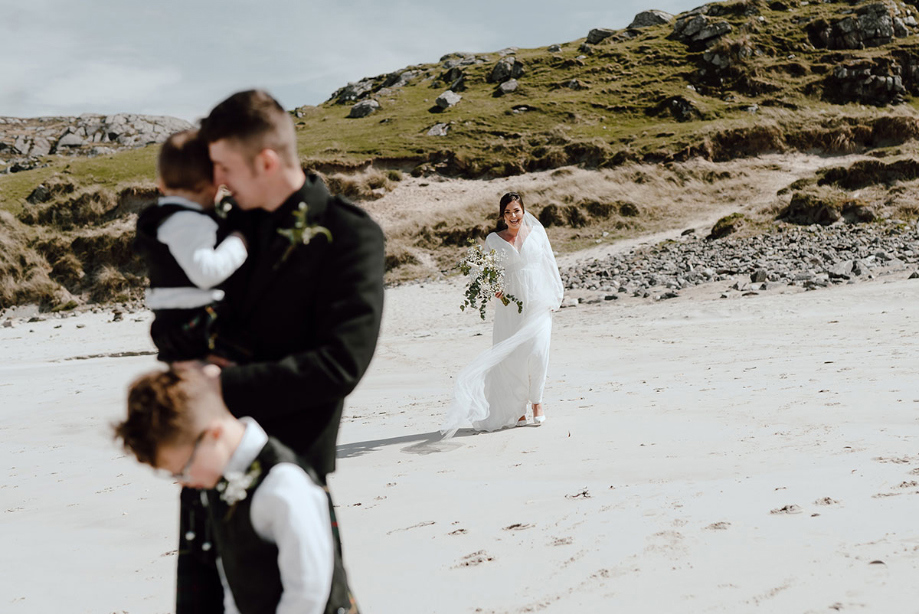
[219,206,385,418]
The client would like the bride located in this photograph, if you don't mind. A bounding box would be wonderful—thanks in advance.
[442,192,564,437]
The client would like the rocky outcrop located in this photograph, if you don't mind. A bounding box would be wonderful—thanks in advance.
[587,28,617,44]
[824,58,907,104]
[426,123,449,137]
[496,79,519,95]
[562,221,918,298]
[0,113,192,172]
[435,90,462,109]
[329,65,441,106]
[806,2,914,50]
[348,100,380,118]
[487,57,525,84]
[629,10,674,29]
[671,9,733,48]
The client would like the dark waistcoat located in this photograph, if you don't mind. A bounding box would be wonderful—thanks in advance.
[134,203,227,289]
[205,438,357,614]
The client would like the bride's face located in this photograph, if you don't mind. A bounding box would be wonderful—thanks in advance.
[504,201,524,231]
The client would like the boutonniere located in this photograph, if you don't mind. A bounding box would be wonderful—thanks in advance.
[277,202,332,265]
[216,460,262,518]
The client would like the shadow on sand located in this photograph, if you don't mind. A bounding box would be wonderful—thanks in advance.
[336,428,480,459]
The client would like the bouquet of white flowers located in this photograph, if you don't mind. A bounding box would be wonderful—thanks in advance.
[458,240,523,320]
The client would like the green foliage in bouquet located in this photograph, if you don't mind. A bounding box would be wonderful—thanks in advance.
[458,239,523,320]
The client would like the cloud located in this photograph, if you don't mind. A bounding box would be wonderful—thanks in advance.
[27,62,182,116]
[0,0,704,119]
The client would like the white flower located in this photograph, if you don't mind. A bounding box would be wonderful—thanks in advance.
[218,462,261,507]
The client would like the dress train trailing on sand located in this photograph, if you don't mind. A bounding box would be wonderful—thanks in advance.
[442,212,564,437]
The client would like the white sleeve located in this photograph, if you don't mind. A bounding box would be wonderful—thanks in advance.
[250,464,334,614]
[157,211,248,290]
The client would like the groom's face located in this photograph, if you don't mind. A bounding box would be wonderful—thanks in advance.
[209,139,266,210]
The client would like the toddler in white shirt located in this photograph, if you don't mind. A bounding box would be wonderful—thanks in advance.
[135,129,248,362]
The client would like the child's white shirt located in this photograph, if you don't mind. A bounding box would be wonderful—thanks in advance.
[145,196,247,310]
[216,418,334,614]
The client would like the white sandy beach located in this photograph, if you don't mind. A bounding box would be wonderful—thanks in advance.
[2,272,918,613]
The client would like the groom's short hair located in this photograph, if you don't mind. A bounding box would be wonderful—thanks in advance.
[200,89,299,168]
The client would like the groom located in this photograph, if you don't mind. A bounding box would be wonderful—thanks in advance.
[175,89,385,613]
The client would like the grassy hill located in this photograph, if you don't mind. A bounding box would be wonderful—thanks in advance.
[4,0,919,310]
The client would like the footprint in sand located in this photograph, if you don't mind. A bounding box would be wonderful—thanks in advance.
[448,529,467,536]
[550,536,573,546]
[502,523,533,531]
[814,497,840,506]
[705,521,731,530]
[770,504,803,515]
[453,550,494,568]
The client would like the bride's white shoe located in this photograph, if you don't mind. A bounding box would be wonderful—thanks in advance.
[516,416,528,427]
[533,414,546,426]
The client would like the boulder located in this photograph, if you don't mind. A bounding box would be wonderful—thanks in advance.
[382,69,419,89]
[806,2,908,50]
[629,10,674,29]
[13,135,29,154]
[331,79,375,104]
[827,260,854,279]
[30,137,51,157]
[56,133,85,149]
[497,79,519,95]
[672,14,733,46]
[435,90,462,109]
[547,44,561,53]
[586,28,616,44]
[348,99,380,118]
[488,57,525,83]
[26,184,51,204]
[427,123,449,137]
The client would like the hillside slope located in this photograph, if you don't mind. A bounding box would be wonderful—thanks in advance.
[3,0,919,311]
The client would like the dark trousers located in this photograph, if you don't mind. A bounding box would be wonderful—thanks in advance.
[151,307,217,363]
[176,487,224,614]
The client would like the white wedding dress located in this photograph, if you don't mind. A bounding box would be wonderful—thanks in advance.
[442,212,564,437]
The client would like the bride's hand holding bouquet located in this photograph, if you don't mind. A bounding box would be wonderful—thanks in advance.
[458,240,523,320]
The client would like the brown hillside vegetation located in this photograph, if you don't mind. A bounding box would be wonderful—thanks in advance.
[4,0,919,309]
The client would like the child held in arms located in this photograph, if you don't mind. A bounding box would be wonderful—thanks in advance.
[134,129,247,362]
[114,366,358,614]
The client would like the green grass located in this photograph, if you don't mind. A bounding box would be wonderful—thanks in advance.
[5,0,919,211]
[5,0,919,307]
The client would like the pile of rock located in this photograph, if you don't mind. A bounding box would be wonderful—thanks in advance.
[671,7,733,48]
[824,58,907,105]
[0,113,193,171]
[561,221,918,299]
[806,2,914,50]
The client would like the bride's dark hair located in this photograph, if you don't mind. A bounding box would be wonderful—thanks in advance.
[497,192,524,230]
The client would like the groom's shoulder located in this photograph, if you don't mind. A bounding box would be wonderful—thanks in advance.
[328,195,384,241]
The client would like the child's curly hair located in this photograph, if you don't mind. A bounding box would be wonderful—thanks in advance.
[115,369,195,466]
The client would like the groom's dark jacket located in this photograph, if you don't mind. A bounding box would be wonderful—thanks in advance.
[216,173,384,480]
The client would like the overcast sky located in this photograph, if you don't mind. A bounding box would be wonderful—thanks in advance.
[1,0,703,121]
